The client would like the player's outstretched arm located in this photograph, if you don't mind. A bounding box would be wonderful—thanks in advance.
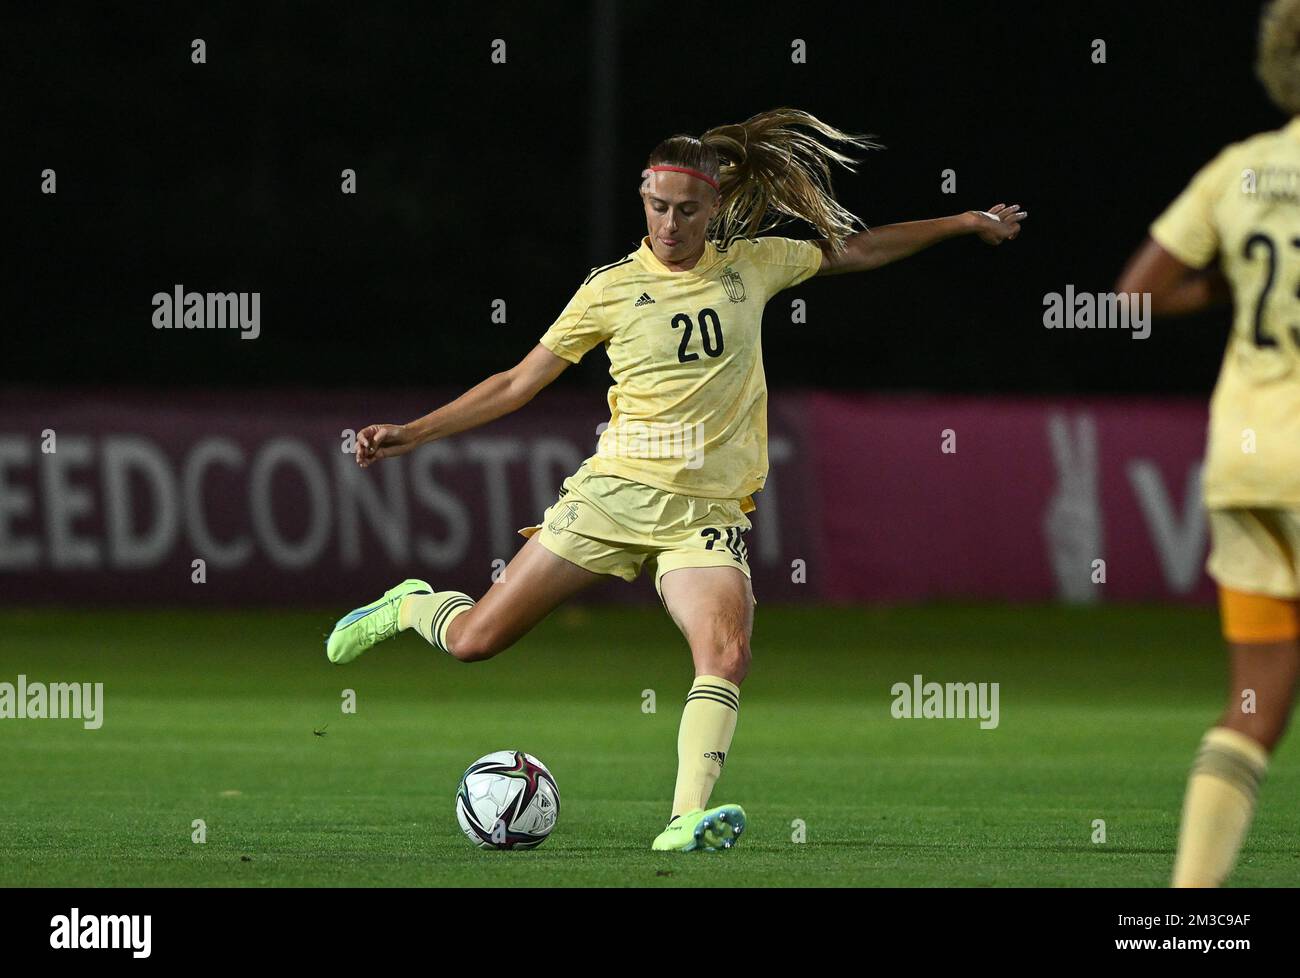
[1115,236,1230,317]
[354,343,570,468]
[815,203,1026,276]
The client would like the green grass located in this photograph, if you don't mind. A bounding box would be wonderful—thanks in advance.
[1,604,1296,887]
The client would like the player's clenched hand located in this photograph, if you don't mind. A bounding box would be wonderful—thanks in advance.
[969,203,1027,245]
[355,423,414,467]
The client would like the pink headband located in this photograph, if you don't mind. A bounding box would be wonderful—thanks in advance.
[644,164,720,192]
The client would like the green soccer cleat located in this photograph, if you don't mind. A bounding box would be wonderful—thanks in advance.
[325,578,432,664]
[650,804,747,852]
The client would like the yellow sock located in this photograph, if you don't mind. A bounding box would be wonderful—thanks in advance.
[1171,727,1269,887]
[399,591,475,654]
[671,676,740,817]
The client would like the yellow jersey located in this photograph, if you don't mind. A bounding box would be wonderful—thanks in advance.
[538,234,824,512]
[1150,117,1300,507]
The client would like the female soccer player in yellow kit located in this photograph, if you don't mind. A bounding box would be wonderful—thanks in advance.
[1117,0,1300,887]
[326,106,1025,851]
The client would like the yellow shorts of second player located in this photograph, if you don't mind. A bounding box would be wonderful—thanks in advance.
[1207,507,1300,642]
[516,461,754,606]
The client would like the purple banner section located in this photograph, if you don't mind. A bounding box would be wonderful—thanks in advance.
[810,394,1215,604]
[0,388,821,607]
[0,389,1217,606]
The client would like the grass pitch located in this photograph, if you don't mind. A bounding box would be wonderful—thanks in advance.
[1,604,1296,887]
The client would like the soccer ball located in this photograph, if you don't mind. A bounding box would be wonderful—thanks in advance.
[455,750,560,850]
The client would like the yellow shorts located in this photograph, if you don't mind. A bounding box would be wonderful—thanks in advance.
[517,462,754,605]
[1206,508,1300,599]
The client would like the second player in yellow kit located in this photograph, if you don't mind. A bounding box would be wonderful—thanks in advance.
[325,106,1026,852]
[1117,0,1300,887]
[1151,117,1300,516]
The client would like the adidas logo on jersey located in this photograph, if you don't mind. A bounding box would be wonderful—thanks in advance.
[633,292,656,306]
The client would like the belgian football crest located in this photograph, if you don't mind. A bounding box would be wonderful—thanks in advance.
[547,501,580,534]
[719,266,746,303]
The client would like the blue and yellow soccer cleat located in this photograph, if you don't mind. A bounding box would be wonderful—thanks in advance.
[650,804,747,852]
[325,578,431,664]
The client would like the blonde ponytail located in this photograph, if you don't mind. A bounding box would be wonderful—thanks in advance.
[645,107,880,254]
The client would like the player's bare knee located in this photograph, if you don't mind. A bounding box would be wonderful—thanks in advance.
[725,644,751,684]
[699,637,750,684]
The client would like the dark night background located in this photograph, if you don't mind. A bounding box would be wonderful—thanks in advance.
[5,2,1283,395]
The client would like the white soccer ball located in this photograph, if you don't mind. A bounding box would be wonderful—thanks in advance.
[455,750,560,850]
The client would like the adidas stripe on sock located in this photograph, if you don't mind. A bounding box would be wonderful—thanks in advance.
[400,591,476,654]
